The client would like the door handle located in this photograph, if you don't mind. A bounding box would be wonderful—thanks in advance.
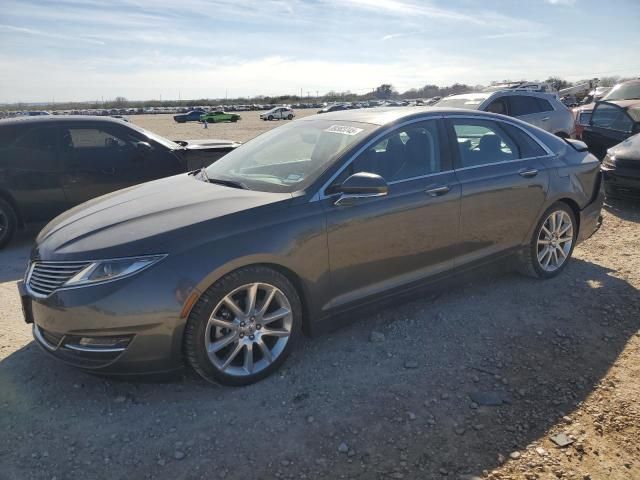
[425,185,450,196]
[519,168,538,178]
[541,117,550,121]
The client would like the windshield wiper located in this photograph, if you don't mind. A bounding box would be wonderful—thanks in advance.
[208,178,251,190]
[190,168,250,190]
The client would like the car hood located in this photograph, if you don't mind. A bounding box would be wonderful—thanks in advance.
[608,133,640,160]
[34,174,292,259]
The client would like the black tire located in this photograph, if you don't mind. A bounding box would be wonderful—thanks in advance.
[518,202,577,279]
[268,115,274,121]
[287,114,294,120]
[0,197,17,250]
[184,266,302,386]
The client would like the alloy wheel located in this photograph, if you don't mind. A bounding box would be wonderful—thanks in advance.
[536,210,574,272]
[204,282,293,377]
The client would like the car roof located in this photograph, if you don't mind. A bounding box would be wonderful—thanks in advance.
[297,106,527,126]
[442,92,492,101]
[0,115,127,126]
[600,99,640,109]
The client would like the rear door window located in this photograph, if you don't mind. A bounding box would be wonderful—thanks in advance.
[452,120,517,168]
[535,98,554,112]
[508,96,543,116]
[500,123,547,158]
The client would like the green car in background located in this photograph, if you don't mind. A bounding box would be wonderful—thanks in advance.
[200,111,241,123]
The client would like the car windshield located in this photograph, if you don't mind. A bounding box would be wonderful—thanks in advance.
[434,96,486,109]
[204,119,375,193]
[602,82,640,101]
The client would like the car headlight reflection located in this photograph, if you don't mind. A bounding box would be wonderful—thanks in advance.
[65,255,167,287]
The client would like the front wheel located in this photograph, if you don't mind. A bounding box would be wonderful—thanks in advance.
[518,202,577,278]
[184,266,302,386]
[0,198,17,250]
[268,115,274,121]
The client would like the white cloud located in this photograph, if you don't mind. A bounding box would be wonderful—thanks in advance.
[0,24,105,45]
[545,0,577,5]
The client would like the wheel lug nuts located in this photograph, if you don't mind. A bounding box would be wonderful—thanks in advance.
[256,324,262,330]
[240,321,245,327]
[239,333,244,338]
[250,316,256,321]
[249,334,255,340]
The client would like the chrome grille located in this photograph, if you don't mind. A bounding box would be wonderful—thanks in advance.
[27,261,92,296]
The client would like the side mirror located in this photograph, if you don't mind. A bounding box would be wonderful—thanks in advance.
[334,172,388,206]
[135,141,152,153]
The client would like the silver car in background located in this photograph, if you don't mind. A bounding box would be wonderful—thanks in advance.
[435,90,575,138]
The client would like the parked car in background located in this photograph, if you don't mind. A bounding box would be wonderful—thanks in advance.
[601,133,640,199]
[200,111,241,123]
[173,109,206,123]
[0,116,240,248]
[18,107,603,385]
[435,90,575,137]
[260,107,295,121]
[574,80,640,139]
[582,100,640,159]
[317,104,348,114]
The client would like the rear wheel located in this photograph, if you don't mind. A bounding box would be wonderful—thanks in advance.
[287,114,294,120]
[0,198,17,250]
[184,266,302,386]
[518,202,577,278]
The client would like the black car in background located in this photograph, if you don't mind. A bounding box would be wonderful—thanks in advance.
[582,100,640,159]
[0,116,239,248]
[601,133,640,199]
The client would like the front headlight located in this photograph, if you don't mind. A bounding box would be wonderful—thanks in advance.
[64,255,167,287]
[602,154,616,168]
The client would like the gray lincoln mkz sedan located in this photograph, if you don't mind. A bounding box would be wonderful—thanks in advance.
[19,108,604,385]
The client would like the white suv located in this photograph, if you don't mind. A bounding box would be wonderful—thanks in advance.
[435,91,575,138]
[260,107,295,121]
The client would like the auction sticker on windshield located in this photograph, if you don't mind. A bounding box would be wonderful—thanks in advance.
[325,125,364,136]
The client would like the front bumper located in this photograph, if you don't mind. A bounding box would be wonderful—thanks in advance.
[601,165,640,200]
[21,265,187,375]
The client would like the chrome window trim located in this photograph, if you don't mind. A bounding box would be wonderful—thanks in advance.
[311,115,445,201]
[454,156,551,172]
[309,113,555,202]
[387,169,455,185]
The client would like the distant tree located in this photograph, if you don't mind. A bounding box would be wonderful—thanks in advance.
[598,76,621,87]
[374,84,396,100]
[545,77,572,90]
[113,96,128,107]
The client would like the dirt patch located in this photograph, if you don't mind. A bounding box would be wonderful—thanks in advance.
[130,111,317,144]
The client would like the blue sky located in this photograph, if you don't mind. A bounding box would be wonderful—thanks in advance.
[1,0,638,102]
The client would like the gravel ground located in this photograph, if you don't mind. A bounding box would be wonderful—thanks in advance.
[0,113,639,480]
[130,111,318,143]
